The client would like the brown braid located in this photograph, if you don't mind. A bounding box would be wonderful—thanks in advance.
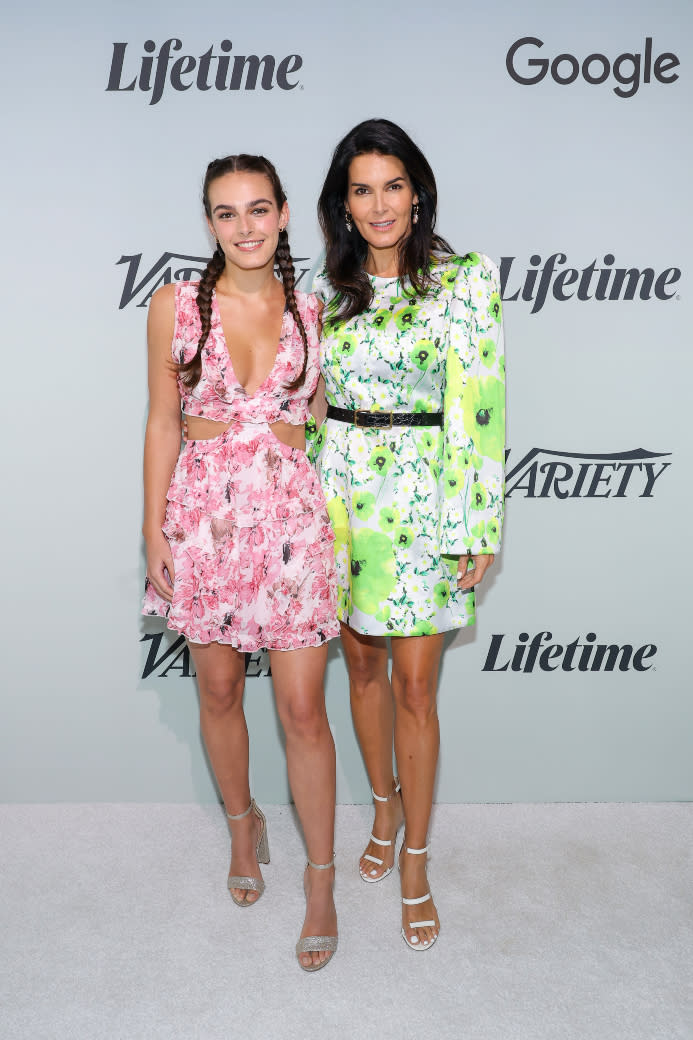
[178,243,226,389]
[275,230,308,388]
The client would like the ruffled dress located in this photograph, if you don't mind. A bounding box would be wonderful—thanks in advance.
[142,283,339,651]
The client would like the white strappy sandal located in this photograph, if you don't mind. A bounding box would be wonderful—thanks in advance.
[226,799,270,907]
[400,842,439,951]
[360,778,402,883]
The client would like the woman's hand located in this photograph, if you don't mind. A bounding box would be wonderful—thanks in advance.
[145,531,175,602]
[181,415,189,442]
[457,554,494,590]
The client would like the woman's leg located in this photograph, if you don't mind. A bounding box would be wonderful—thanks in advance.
[188,641,262,904]
[339,623,403,879]
[270,644,337,969]
[391,633,445,948]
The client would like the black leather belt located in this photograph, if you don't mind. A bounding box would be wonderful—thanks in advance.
[326,405,443,429]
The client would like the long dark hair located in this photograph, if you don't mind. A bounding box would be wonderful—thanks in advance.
[179,154,308,389]
[317,119,453,322]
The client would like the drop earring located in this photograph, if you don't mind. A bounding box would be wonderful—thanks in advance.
[412,203,419,225]
[345,211,353,232]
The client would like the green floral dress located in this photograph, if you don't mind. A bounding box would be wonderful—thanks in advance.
[310,253,505,636]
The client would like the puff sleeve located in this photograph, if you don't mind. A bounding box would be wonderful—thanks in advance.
[438,253,505,556]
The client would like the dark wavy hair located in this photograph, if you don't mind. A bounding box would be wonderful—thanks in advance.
[179,154,308,389]
[317,118,453,322]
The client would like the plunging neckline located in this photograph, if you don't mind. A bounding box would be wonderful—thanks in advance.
[211,291,289,397]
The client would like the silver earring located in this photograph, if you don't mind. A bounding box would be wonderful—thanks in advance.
[345,211,353,232]
[412,203,419,225]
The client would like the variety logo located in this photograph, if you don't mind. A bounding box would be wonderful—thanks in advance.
[499,254,680,314]
[107,39,303,105]
[483,632,657,673]
[140,633,271,678]
[506,37,680,98]
[117,252,311,309]
[505,448,671,499]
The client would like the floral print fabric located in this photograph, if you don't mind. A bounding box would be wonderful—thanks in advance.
[311,253,505,637]
[142,284,339,650]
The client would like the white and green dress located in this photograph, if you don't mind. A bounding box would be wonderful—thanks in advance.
[310,253,505,637]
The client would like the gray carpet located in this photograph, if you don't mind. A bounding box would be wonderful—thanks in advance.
[1,804,691,1040]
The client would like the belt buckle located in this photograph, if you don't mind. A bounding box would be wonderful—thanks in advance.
[355,409,393,429]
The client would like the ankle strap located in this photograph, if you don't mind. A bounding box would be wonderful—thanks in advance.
[372,777,401,803]
[402,844,429,855]
[226,798,255,821]
[307,854,335,870]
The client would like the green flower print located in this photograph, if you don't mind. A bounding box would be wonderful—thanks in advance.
[350,529,397,616]
[457,252,481,268]
[485,518,500,545]
[378,506,400,534]
[411,339,434,371]
[414,399,433,413]
[470,521,485,539]
[368,445,395,477]
[394,526,414,548]
[445,340,464,397]
[444,468,466,499]
[433,580,450,608]
[353,491,376,522]
[375,604,391,623]
[372,309,392,330]
[327,497,350,554]
[479,338,496,368]
[409,619,437,636]
[488,292,502,324]
[440,268,457,290]
[470,482,487,510]
[394,305,420,331]
[337,334,357,357]
[462,376,504,463]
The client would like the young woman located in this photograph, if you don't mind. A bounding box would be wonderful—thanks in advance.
[312,119,505,951]
[142,154,338,972]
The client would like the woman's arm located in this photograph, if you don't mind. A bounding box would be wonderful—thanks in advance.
[441,254,506,585]
[143,283,182,601]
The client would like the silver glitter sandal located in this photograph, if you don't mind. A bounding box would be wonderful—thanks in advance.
[226,799,269,907]
[360,777,402,883]
[295,856,338,972]
[399,843,439,951]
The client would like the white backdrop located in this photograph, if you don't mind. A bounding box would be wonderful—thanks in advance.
[2,0,691,803]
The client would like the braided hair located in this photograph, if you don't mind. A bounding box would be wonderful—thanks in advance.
[179,154,308,389]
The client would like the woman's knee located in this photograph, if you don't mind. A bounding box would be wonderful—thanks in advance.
[392,673,437,723]
[280,691,330,743]
[198,674,245,717]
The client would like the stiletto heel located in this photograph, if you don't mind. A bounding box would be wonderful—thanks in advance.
[295,856,338,973]
[360,777,402,883]
[399,842,439,951]
[226,799,269,906]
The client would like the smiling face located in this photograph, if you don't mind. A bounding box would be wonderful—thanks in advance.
[206,171,289,271]
[345,152,418,270]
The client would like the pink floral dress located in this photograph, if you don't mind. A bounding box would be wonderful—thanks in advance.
[142,282,339,651]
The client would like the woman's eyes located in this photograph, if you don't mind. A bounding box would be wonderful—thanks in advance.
[217,207,270,219]
[353,184,403,195]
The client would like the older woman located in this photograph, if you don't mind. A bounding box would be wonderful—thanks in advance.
[311,119,505,951]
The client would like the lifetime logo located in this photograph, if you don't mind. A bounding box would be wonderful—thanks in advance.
[483,632,657,673]
[500,254,680,314]
[506,37,679,98]
[106,39,303,106]
[505,448,671,499]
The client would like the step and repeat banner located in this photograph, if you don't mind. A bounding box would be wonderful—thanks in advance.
[2,0,691,802]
